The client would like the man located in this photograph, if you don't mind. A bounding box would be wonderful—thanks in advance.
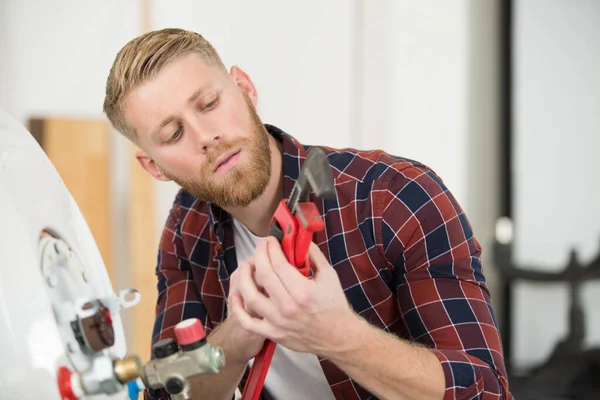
[103,28,512,400]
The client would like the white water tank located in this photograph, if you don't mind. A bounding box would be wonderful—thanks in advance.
[0,109,141,400]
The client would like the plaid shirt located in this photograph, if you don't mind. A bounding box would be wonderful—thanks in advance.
[145,125,512,400]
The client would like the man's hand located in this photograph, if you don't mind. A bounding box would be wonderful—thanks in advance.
[187,258,268,400]
[229,237,355,356]
[222,257,268,365]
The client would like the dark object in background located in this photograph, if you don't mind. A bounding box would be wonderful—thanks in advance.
[494,218,600,399]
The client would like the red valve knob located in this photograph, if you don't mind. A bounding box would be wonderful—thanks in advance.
[57,366,79,400]
[174,318,205,346]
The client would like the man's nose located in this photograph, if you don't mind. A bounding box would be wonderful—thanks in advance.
[193,127,222,153]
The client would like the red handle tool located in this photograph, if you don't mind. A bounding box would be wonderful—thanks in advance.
[241,147,335,400]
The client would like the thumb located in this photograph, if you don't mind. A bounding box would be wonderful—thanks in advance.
[308,242,332,278]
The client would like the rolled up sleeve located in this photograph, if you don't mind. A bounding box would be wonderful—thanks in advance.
[430,347,508,399]
[379,166,513,399]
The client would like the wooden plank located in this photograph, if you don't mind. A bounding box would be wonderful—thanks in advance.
[127,0,158,365]
[29,117,114,286]
[140,0,151,33]
[128,143,158,364]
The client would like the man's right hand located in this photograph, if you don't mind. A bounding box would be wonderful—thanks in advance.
[222,257,268,365]
[188,258,266,400]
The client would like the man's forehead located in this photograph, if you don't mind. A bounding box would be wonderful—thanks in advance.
[123,54,229,142]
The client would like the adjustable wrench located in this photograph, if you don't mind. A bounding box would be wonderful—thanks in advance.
[241,147,335,400]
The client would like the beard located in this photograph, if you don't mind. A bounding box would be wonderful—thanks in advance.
[161,95,272,209]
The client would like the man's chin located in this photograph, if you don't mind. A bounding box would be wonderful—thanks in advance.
[179,178,268,209]
[202,190,262,209]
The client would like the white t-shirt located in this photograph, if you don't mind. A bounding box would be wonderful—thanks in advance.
[232,218,336,400]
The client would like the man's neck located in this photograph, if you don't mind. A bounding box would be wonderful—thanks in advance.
[224,134,284,237]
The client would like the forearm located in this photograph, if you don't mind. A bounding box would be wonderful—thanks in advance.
[323,313,445,400]
[189,323,246,400]
[189,362,245,400]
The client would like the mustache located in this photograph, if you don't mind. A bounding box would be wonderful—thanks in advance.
[205,138,250,167]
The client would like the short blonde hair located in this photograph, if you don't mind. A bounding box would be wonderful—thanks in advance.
[103,28,226,141]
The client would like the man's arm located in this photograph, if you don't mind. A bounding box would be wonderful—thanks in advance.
[143,195,245,400]
[187,320,247,400]
[319,166,512,400]
[230,166,512,399]
[321,310,446,400]
[369,167,512,399]
[145,268,246,400]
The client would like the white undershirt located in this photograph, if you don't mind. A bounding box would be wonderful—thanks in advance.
[232,218,335,400]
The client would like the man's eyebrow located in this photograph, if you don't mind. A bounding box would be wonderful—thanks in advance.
[187,85,209,104]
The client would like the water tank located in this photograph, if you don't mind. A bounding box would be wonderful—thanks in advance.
[0,109,141,400]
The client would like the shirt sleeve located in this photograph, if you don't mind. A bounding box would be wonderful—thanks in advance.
[378,166,513,400]
[144,192,212,400]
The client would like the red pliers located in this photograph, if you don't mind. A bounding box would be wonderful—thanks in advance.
[241,147,335,400]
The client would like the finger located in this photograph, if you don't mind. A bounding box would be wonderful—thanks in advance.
[236,254,281,321]
[230,257,254,294]
[235,256,268,296]
[231,293,279,338]
[253,239,294,304]
[229,293,266,331]
[228,291,260,319]
[265,237,310,297]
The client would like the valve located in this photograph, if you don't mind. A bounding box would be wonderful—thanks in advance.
[154,338,179,359]
[175,318,206,349]
[71,300,115,353]
[114,356,145,384]
[57,366,84,400]
[56,355,144,400]
[56,320,223,400]
[137,318,226,400]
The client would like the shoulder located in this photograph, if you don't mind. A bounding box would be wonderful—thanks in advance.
[313,143,469,239]
[308,143,461,234]
[312,143,445,194]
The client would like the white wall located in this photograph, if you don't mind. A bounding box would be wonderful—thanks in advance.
[388,1,470,206]
[466,0,502,301]
[0,0,141,341]
[0,1,139,123]
[512,0,600,369]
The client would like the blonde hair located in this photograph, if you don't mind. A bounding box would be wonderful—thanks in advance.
[103,28,226,141]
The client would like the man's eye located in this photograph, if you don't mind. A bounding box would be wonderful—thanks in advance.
[167,127,183,143]
[204,97,219,110]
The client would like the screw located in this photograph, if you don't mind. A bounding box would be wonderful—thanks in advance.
[165,378,184,395]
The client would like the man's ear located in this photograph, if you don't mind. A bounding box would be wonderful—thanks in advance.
[135,150,171,182]
[229,66,258,106]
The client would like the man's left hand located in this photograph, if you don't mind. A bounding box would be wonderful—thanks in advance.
[232,237,355,355]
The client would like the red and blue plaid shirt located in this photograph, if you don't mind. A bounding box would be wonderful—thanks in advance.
[145,125,512,400]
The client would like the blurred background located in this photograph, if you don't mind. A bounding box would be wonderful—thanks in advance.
[1,0,598,398]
